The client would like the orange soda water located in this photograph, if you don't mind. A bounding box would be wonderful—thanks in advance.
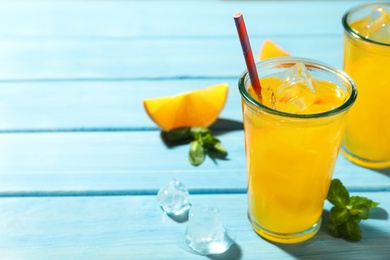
[238,58,357,243]
[342,4,390,168]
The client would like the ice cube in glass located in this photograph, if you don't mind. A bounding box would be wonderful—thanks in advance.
[351,6,390,44]
[273,62,317,113]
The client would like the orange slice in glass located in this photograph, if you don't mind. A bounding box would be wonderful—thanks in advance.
[259,39,290,61]
[143,83,229,131]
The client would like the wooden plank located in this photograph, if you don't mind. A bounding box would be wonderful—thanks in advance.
[0,35,347,131]
[0,192,388,259]
[0,131,388,195]
[0,36,344,81]
[0,79,243,131]
[0,1,367,38]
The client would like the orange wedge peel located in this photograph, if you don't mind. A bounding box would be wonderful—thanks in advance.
[143,83,229,132]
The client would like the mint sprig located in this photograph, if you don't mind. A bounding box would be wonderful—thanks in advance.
[327,179,379,241]
[167,127,228,166]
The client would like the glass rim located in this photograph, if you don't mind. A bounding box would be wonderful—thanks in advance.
[238,57,358,119]
[342,3,390,47]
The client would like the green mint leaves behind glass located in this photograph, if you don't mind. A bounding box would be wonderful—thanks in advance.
[167,127,228,166]
[327,179,379,241]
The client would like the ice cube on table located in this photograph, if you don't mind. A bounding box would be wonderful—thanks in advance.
[273,62,316,113]
[185,204,235,255]
[352,7,390,44]
[157,179,191,216]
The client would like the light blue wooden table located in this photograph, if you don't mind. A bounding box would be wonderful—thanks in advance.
[0,1,389,259]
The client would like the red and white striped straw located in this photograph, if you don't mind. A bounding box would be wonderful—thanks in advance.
[233,12,262,99]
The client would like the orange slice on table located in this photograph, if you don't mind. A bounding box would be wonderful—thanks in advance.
[143,83,229,132]
[258,39,290,61]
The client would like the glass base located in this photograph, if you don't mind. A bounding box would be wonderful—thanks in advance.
[342,146,390,169]
[248,214,321,244]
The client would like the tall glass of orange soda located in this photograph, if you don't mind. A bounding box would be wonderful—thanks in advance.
[238,57,357,243]
[342,3,390,168]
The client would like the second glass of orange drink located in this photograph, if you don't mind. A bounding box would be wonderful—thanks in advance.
[239,57,357,243]
[342,3,390,168]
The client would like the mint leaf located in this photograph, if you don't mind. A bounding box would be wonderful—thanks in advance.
[190,127,210,139]
[213,142,227,155]
[207,142,228,160]
[350,212,363,224]
[200,133,220,148]
[329,207,349,225]
[370,201,380,209]
[348,196,379,221]
[338,218,362,241]
[327,220,340,238]
[350,196,379,209]
[350,204,370,220]
[166,127,192,141]
[189,140,205,166]
[327,179,350,208]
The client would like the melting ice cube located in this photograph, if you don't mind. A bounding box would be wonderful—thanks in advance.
[185,204,235,255]
[352,7,390,44]
[273,62,316,113]
[157,179,191,216]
